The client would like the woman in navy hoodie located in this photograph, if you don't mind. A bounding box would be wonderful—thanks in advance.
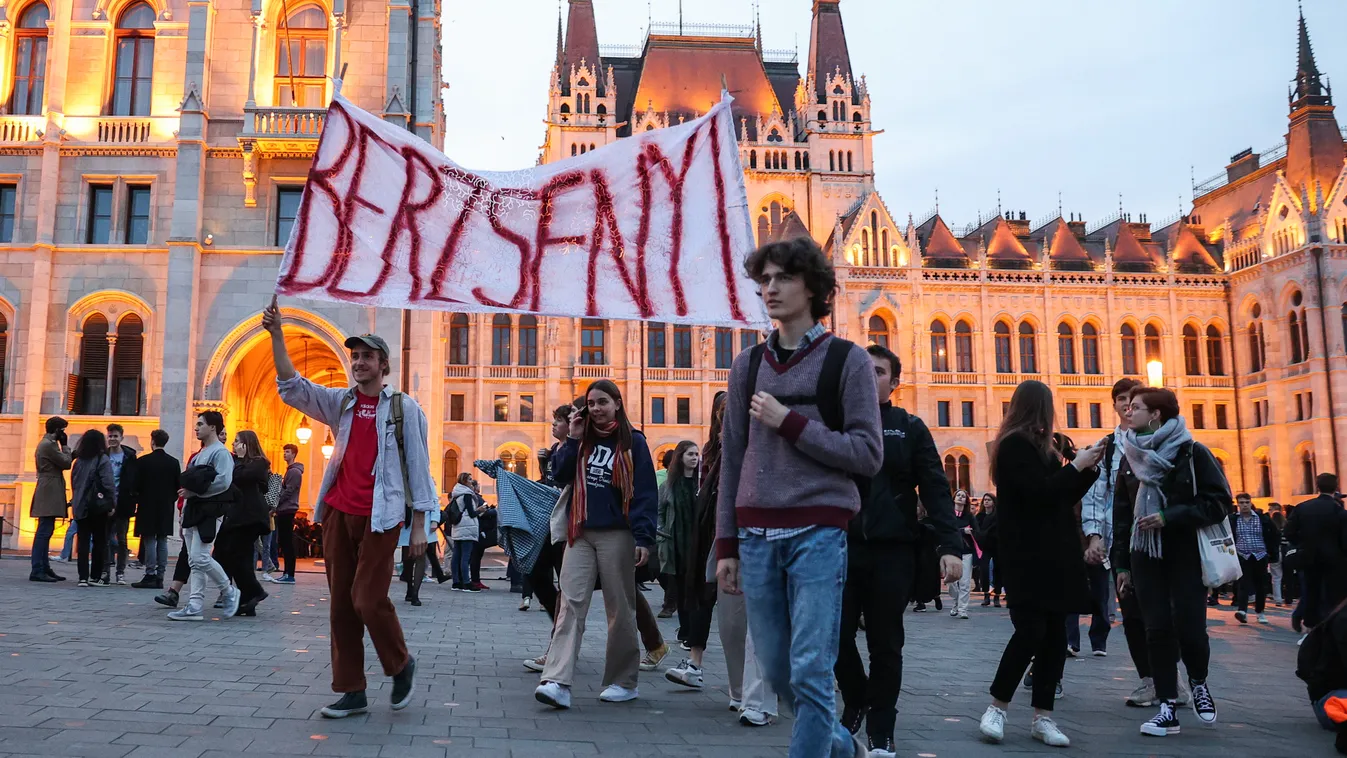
[534,379,658,710]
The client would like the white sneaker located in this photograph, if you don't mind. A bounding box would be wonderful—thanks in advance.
[958,610,969,619]
[1092,649,1108,657]
[950,608,959,617]
[1031,715,1071,747]
[167,608,204,622]
[978,704,1006,743]
[1256,614,1269,624]
[519,598,531,611]
[523,655,546,673]
[728,698,742,711]
[739,708,773,726]
[115,574,126,585]
[221,587,241,619]
[665,660,704,689]
[534,681,571,709]
[261,572,276,583]
[599,684,639,703]
[1126,677,1157,707]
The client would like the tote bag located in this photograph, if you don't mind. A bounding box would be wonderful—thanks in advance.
[1196,520,1242,588]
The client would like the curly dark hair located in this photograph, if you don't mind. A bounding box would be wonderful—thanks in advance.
[743,236,837,320]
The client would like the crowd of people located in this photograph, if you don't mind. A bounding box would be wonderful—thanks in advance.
[22,238,1347,755]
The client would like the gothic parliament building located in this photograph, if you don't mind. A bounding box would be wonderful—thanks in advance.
[0,0,1344,547]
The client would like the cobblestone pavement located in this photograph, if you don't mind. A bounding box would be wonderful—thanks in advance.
[0,554,1325,757]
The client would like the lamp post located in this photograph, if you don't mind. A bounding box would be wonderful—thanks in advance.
[296,416,312,444]
[321,430,334,461]
[1146,360,1164,388]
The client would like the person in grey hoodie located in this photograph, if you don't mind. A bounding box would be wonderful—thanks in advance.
[273,444,303,584]
[169,411,239,621]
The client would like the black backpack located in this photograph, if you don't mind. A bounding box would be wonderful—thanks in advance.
[742,337,854,434]
[446,493,468,526]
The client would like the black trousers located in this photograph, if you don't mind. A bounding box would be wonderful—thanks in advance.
[836,542,916,739]
[173,542,191,584]
[1131,531,1210,701]
[75,513,110,583]
[528,541,566,620]
[274,512,297,578]
[214,530,265,604]
[1067,562,1113,653]
[990,605,1068,711]
[659,572,681,614]
[675,576,717,649]
[1299,565,1347,629]
[1117,573,1152,680]
[1236,555,1269,614]
[470,540,487,583]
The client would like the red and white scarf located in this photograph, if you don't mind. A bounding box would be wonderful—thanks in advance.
[569,421,634,545]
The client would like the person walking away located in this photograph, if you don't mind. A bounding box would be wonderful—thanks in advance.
[401,493,442,606]
[215,431,273,616]
[171,413,239,620]
[835,344,962,756]
[104,424,138,585]
[1287,474,1347,638]
[716,237,883,758]
[977,381,1102,748]
[448,473,480,590]
[947,490,975,619]
[469,483,496,591]
[535,380,658,710]
[132,430,180,588]
[70,429,117,587]
[975,494,1001,606]
[660,441,705,684]
[272,444,303,584]
[1230,493,1279,625]
[265,299,434,719]
[30,417,72,582]
[1113,387,1230,737]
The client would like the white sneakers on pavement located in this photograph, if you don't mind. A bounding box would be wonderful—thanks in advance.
[978,705,1006,742]
[523,654,546,673]
[739,708,774,727]
[1031,716,1070,747]
[665,660,704,689]
[598,684,639,703]
[534,681,571,709]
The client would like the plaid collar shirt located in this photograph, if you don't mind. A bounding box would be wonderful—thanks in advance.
[1234,512,1268,560]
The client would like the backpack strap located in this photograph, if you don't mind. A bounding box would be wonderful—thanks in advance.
[815,338,854,433]
[740,343,768,440]
[390,392,413,524]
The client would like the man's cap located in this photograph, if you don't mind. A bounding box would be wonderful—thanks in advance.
[344,334,390,357]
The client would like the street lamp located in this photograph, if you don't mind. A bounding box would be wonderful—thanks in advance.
[1146,360,1164,388]
[321,430,334,461]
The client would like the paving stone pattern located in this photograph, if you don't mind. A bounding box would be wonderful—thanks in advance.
[0,556,1326,757]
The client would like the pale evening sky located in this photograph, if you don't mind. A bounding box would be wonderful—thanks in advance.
[443,0,1347,229]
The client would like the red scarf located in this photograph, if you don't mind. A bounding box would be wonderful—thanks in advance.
[569,421,634,545]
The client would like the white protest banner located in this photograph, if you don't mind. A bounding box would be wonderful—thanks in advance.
[276,93,769,328]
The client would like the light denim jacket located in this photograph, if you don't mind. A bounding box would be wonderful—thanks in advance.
[1080,426,1124,552]
[277,375,438,534]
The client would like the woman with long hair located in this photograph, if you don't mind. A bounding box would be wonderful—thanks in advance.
[534,379,658,710]
[975,493,1002,607]
[978,381,1103,748]
[1112,387,1230,737]
[947,489,976,619]
[658,440,709,685]
[70,429,115,587]
[216,430,272,615]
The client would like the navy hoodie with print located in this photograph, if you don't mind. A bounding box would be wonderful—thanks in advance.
[551,431,658,548]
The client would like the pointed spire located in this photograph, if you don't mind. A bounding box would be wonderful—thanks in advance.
[554,2,564,75]
[561,0,601,96]
[755,2,763,57]
[807,0,854,105]
[1292,4,1330,109]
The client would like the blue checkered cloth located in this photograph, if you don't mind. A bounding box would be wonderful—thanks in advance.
[474,459,560,574]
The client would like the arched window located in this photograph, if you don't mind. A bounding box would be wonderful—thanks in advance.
[1342,303,1347,352]
[1300,449,1316,495]
[881,228,889,266]
[1143,323,1162,363]
[1057,322,1076,374]
[957,455,970,493]
[930,321,949,372]
[0,312,8,410]
[448,313,469,365]
[491,314,511,365]
[1289,310,1304,364]
[580,319,606,364]
[113,313,143,415]
[647,322,666,368]
[829,150,835,172]
[955,320,973,373]
[517,315,538,366]
[770,201,782,228]
[1081,323,1100,375]
[861,228,871,265]
[1120,323,1138,375]
[10,2,50,115]
[1018,322,1037,374]
[1292,290,1311,362]
[994,321,1013,373]
[74,313,110,415]
[756,214,769,244]
[847,151,853,172]
[275,4,328,107]
[111,2,156,116]
[794,151,801,170]
[501,448,530,479]
[571,144,577,157]
[714,327,734,369]
[1182,324,1201,376]
[442,449,459,490]
[833,101,842,121]
[803,152,809,170]
[672,323,693,368]
[1249,303,1267,373]
[1205,325,1225,376]
[944,453,971,494]
[867,315,888,348]
[817,109,826,124]
[560,103,570,114]
[1257,453,1272,498]
[749,150,757,169]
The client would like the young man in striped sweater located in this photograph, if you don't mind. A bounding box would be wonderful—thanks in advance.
[716,237,883,758]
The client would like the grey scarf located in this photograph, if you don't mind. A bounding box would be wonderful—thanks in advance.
[1120,417,1193,559]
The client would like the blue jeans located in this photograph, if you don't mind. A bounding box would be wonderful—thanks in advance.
[453,540,475,585]
[59,519,77,560]
[740,528,857,758]
[141,535,170,577]
[30,516,56,575]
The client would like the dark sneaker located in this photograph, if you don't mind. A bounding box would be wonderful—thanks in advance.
[868,735,896,757]
[154,589,179,607]
[1022,671,1034,690]
[1189,680,1217,724]
[131,576,159,589]
[320,691,368,719]
[272,575,296,585]
[841,704,868,735]
[1140,700,1181,736]
[1054,681,1064,700]
[391,657,415,710]
[46,569,66,581]
[29,573,59,583]
[1234,610,1247,624]
[912,603,927,612]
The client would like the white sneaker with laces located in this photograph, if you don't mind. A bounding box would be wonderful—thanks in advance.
[739,708,773,727]
[534,681,571,709]
[222,587,241,619]
[949,608,959,617]
[957,610,969,619]
[1031,715,1070,747]
[978,704,1006,743]
[728,698,742,711]
[261,572,276,583]
[665,659,704,689]
[167,608,204,622]
[1256,614,1269,624]
[1139,700,1181,736]
[523,655,546,673]
[1126,677,1157,707]
[599,684,639,703]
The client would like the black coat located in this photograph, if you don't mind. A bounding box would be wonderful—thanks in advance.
[223,457,273,537]
[111,447,139,519]
[992,432,1098,614]
[133,449,181,538]
[1286,494,1347,570]
[1111,440,1232,572]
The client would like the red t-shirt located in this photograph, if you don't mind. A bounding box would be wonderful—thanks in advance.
[325,391,378,517]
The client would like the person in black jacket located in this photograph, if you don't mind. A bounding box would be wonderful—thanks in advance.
[975,494,1002,607]
[1288,474,1347,635]
[1229,493,1280,625]
[978,381,1102,749]
[835,345,962,756]
[217,431,273,616]
[1113,387,1230,738]
[104,424,138,585]
[131,430,180,589]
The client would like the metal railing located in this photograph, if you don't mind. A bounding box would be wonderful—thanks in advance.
[649,21,754,38]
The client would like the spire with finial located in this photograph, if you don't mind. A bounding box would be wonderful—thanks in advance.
[554,1,564,76]
[1292,2,1330,109]
[755,2,763,57]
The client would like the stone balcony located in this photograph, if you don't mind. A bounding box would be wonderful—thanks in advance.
[0,115,45,144]
[0,114,177,148]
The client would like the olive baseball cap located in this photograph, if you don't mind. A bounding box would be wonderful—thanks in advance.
[344,334,391,357]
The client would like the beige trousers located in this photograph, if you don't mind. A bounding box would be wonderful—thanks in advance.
[541,529,640,688]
